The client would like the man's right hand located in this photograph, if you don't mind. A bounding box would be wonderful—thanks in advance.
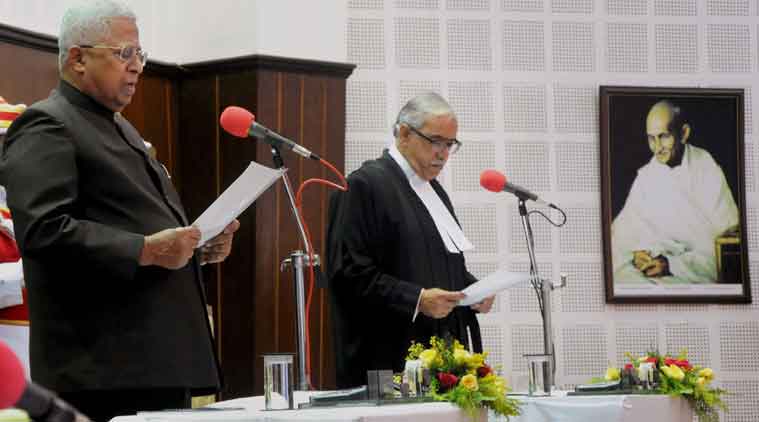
[139,226,201,269]
[419,288,466,319]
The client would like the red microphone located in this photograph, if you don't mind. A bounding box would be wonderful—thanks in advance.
[219,106,254,138]
[0,341,24,409]
[479,169,508,193]
[0,341,91,421]
[479,169,554,208]
[219,106,320,160]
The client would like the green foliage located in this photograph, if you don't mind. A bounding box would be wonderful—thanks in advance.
[600,351,727,422]
[407,336,521,421]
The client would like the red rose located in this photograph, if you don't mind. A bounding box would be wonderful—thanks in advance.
[437,372,459,390]
[674,359,690,369]
[477,365,492,378]
[663,357,690,369]
[646,356,658,364]
[624,363,633,370]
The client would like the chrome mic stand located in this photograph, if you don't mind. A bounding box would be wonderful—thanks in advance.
[517,199,566,394]
[270,146,314,391]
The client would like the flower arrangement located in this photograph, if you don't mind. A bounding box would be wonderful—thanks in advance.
[597,351,727,422]
[406,336,521,421]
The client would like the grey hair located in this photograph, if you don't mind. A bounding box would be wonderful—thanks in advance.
[58,0,137,71]
[393,92,457,138]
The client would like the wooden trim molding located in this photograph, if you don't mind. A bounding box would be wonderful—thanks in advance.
[0,23,182,78]
[180,55,356,78]
[144,59,184,78]
[0,22,58,53]
[0,23,355,79]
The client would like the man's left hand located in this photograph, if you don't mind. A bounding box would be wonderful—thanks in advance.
[200,219,240,265]
[470,295,495,313]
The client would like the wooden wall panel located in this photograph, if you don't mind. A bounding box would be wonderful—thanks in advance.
[179,59,353,398]
[122,75,179,177]
[0,43,57,106]
[215,70,259,399]
[250,70,282,396]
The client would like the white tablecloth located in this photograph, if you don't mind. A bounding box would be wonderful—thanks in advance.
[110,391,693,422]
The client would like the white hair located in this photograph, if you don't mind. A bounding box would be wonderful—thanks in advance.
[58,0,137,71]
[393,92,456,138]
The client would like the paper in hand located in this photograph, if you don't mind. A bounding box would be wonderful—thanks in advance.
[459,269,532,306]
[193,161,285,245]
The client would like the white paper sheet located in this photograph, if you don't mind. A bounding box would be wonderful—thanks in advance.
[458,269,532,306]
[193,161,285,245]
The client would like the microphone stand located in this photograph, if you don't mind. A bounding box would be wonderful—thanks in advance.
[270,145,315,391]
[517,198,556,394]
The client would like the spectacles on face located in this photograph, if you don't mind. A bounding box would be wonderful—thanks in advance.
[78,44,148,66]
[407,125,461,154]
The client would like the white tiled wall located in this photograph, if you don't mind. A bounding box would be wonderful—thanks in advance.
[346,1,759,420]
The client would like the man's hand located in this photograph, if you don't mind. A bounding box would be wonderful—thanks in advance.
[470,295,495,313]
[632,250,670,277]
[632,250,653,270]
[200,219,241,265]
[641,256,670,277]
[419,288,465,319]
[140,226,201,269]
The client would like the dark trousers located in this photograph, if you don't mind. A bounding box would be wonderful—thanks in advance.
[58,388,191,422]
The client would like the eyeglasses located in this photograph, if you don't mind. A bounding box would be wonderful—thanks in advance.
[79,44,148,66]
[407,125,461,154]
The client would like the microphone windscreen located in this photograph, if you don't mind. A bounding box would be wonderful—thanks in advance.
[0,341,26,409]
[220,106,255,138]
[480,169,507,192]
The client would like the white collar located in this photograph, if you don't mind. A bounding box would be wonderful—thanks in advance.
[389,143,426,187]
[388,144,473,253]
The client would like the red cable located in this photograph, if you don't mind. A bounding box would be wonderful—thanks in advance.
[294,158,347,387]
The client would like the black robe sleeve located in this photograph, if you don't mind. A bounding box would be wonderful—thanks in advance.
[327,171,422,320]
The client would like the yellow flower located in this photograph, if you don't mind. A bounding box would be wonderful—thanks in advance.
[454,348,471,366]
[460,374,478,391]
[605,367,621,381]
[661,364,685,381]
[696,377,706,387]
[467,353,485,370]
[419,349,439,368]
[407,342,425,360]
[698,368,714,382]
[481,373,506,396]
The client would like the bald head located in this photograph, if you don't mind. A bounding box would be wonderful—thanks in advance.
[645,100,690,166]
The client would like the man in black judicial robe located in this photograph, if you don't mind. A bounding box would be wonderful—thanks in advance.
[327,93,495,388]
[0,2,239,420]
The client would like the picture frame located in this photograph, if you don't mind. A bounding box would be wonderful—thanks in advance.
[600,86,751,303]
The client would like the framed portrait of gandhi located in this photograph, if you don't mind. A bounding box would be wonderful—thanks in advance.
[600,86,751,303]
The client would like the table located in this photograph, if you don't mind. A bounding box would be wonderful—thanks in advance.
[110,391,693,422]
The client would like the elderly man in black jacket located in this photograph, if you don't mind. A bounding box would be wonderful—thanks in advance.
[0,1,238,420]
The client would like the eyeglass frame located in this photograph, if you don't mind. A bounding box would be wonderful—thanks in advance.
[78,44,148,66]
[405,124,462,154]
